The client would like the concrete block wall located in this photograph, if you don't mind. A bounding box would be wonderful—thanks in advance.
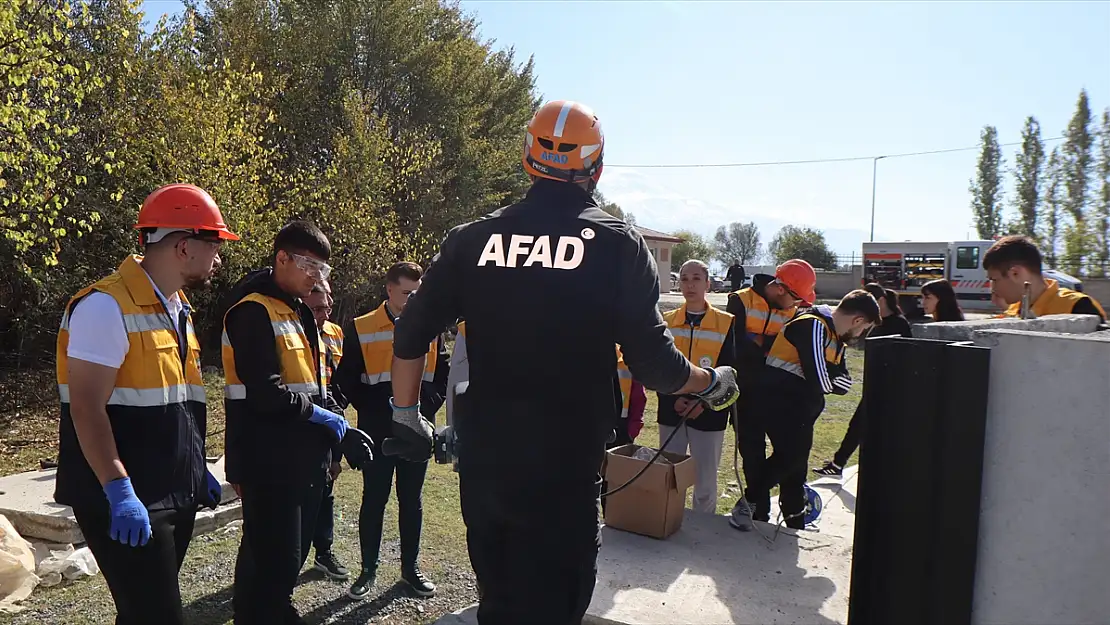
[815,266,864,299]
[911,315,1110,625]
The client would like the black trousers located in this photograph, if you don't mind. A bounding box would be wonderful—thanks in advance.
[735,400,771,520]
[232,469,326,625]
[72,503,196,625]
[748,412,817,529]
[358,454,427,573]
[834,400,866,467]
[460,469,601,625]
[313,474,336,555]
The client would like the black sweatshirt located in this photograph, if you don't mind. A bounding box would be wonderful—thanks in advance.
[390,179,693,477]
[759,307,850,423]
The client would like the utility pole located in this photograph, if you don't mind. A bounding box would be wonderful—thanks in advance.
[869,156,886,242]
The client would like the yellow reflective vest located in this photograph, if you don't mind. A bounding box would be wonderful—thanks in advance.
[766,311,844,379]
[1001,279,1107,319]
[615,345,632,419]
[222,294,326,402]
[55,255,206,510]
[736,288,795,348]
[663,303,734,369]
[353,303,437,386]
[321,320,344,387]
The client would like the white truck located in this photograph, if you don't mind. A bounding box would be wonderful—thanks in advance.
[861,240,1082,315]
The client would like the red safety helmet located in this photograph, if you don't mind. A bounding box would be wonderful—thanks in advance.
[134,183,239,241]
[522,100,604,185]
[775,259,817,305]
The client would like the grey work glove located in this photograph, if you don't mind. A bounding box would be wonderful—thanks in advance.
[381,398,434,462]
[692,366,740,412]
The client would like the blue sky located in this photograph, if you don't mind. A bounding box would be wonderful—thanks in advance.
[142,0,1110,257]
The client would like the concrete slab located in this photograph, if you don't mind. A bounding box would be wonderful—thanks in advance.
[911,313,1102,341]
[431,469,859,625]
[0,457,239,544]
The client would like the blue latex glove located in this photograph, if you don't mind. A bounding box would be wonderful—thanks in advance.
[103,477,151,547]
[200,470,221,510]
[308,404,349,442]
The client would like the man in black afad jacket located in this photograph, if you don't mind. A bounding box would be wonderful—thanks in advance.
[381,100,741,625]
[222,221,353,625]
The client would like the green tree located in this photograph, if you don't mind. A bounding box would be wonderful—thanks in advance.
[1011,116,1045,239]
[970,125,1004,239]
[1061,89,1094,275]
[1093,108,1110,277]
[593,190,635,225]
[671,230,713,268]
[713,221,761,265]
[1040,147,1064,270]
[767,225,836,270]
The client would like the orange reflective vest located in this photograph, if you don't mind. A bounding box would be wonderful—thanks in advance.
[663,303,734,369]
[736,288,795,348]
[615,345,632,419]
[320,320,344,386]
[766,311,844,379]
[1001,279,1106,319]
[55,255,206,510]
[353,303,437,385]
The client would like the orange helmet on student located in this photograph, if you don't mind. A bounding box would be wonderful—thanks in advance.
[135,183,239,242]
[775,259,817,305]
[522,100,604,185]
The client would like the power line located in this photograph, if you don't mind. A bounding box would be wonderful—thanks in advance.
[606,135,1068,169]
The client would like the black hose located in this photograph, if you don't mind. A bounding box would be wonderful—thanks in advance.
[600,409,691,499]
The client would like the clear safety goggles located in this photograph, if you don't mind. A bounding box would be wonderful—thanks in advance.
[293,253,332,280]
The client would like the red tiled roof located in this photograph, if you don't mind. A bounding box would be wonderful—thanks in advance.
[635,226,683,243]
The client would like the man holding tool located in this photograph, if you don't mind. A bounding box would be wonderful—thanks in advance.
[983,235,1105,321]
[381,99,741,625]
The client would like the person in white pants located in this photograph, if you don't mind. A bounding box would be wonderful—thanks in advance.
[656,260,738,514]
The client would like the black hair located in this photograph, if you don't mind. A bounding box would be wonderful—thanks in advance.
[921,279,965,322]
[838,289,883,325]
[273,220,331,262]
[864,283,903,316]
[386,261,423,284]
[983,235,1043,276]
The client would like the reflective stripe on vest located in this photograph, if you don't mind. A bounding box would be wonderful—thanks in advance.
[765,312,843,379]
[56,255,206,410]
[615,345,632,419]
[221,293,325,401]
[1001,279,1107,319]
[320,320,344,386]
[737,288,795,347]
[353,303,437,386]
[663,303,734,369]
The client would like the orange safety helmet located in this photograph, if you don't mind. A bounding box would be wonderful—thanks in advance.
[522,100,604,185]
[775,259,817,305]
[134,183,239,242]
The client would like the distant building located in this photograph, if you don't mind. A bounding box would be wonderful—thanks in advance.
[635,227,683,293]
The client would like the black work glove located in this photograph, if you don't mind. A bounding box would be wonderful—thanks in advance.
[341,427,375,471]
[382,398,434,462]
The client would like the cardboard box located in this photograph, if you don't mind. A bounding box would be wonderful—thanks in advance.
[602,444,697,539]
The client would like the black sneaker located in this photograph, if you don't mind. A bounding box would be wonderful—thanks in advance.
[402,567,436,597]
[314,551,349,581]
[347,570,376,601]
[813,461,843,477]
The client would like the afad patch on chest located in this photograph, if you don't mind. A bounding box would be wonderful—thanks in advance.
[477,233,585,269]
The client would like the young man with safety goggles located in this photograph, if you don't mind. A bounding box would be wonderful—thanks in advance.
[733,289,881,531]
[221,221,371,625]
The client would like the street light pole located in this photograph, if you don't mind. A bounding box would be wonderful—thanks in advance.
[869,156,886,242]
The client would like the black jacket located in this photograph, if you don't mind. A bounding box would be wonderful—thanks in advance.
[334,305,449,447]
[222,268,339,485]
[390,179,693,478]
[726,274,787,392]
[656,309,738,432]
[758,307,849,423]
[872,313,912,339]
